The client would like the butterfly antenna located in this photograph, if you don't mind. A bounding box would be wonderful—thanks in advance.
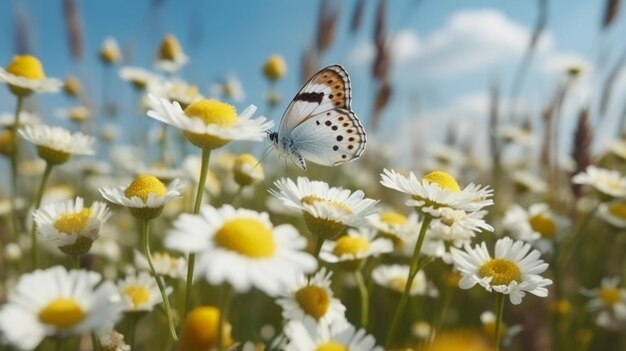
[255,144,275,168]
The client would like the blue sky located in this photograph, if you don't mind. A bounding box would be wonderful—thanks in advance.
[0,0,622,163]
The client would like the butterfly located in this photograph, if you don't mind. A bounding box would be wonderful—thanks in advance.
[268,65,366,170]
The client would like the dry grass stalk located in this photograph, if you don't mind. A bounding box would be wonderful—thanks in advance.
[599,50,626,118]
[63,0,84,61]
[374,0,387,50]
[301,46,319,86]
[316,0,340,54]
[570,109,593,198]
[370,81,392,132]
[602,0,620,28]
[350,0,367,34]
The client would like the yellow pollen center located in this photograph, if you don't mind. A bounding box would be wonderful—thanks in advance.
[316,342,347,351]
[380,212,408,225]
[479,259,522,286]
[6,55,45,79]
[609,202,626,220]
[529,214,556,238]
[123,285,151,307]
[214,218,275,258]
[332,236,370,257]
[159,35,182,61]
[124,174,167,202]
[53,208,93,234]
[422,171,461,192]
[295,285,330,320]
[184,99,237,126]
[301,195,352,214]
[599,287,622,306]
[263,55,287,81]
[39,298,85,329]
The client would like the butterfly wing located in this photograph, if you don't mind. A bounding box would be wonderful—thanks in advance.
[278,65,352,137]
[288,108,366,167]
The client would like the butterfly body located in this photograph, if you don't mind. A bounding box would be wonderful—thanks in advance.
[269,65,366,170]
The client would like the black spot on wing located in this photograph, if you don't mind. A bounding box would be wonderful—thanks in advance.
[295,92,324,104]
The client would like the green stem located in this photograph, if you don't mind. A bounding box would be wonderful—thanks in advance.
[385,215,433,348]
[91,332,101,351]
[313,237,325,258]
[558,201,601,271]
[30,162,54,268]
[160,124,171,166]
[231,186,244,207]
[494,293,505,351]
[354,270,369,329]
[56,338,63,351]
[9,95,24,239]
[142,220,178,341]
[184,148,211,319]
[217,284,233,351]
[73,256,80,269]
[129,314,139,350]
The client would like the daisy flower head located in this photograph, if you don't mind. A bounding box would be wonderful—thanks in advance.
[263,54,287,82]
[0,266,122,350]
[276,268,346,329]
[497,124,535,147]
[179,306,233,351]
[19,124,95,165]
[99,37,122,65]
[451,237,552,305]
[134,249,187,280]
[0,55,62,97]
[99,174,182,220]
[502,203,569,252]
[371,264,437,297]
[380,169,493,218]
[233,153,264,187]
[63,76,81,98]
[211,74,245,102]
[0,110,40,128]
[32,197,111,257]
[97,327,130,351]
[572,165,626,199]
[284,319,382,351]
[119,66,162,91]
[598,199,626,228]
[165,204,317,296]
[270,177,378,240]
[155,34,189,73]
[147,94,273,150]
[582,277,626,330]
[320,228,393,270]
[511,170,548,194]
[56,106,91,125]
[367,211,420,250]
[117,271,171,314]
[153,79,204,109]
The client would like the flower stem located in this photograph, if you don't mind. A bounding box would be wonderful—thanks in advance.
[385,215,433,348]
[313,237,325,258]
[217,284,233,351]
[30,162,54,268]
[91,332,101,351]
[142,220,178,341]
[354,270,369,329]
[129,314,139,350]
[184,148,211,319]
[9,95,24,239]
[494,293,505,351]
[558,201,601,271]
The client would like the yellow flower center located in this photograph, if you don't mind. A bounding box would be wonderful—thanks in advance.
[39,298,85,329]
[53,208,93,234]
[380,212,408,225]
[301,195,352,215]
[183,99,238,149]
[529,214,556,238]
[63,76,81,97]
[0,130,14,156]
[479,258,521,286]
[214,218,275,258]
[233,154,263,186]
[295,285,330,320]
[123,285,151,307]
[483,320,507,340]
[159,35,182,61]
[422,171,461,192]
[552,299,572,316]
[124,174,167,202]
[599,287,622,306]
[263,55,287,81]
[332,236,370,257]
[316,342,346,351]
[180,306,232,350]
[608,202,626,220]
[6,55,45,79]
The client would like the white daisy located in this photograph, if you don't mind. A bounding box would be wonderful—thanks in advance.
[497,124,535,147]
[99,37,121,64]
[55,106,91,124]
[117,271,170,313]
[598,200,626,228]
[19,125,95,164]
[511,170,548,194]
[380,169,493,217]
[276,268,346,328]
[0,110,40,127]
[608,139,626,161]
[502,203,569,253]
[154,34,189,73]
[582,277,626,329]
[97,327,130,351]
[451,237,553,305]
[269,177,378,239]
[119,66,162,91]
[572,165,626,198]
[0,55,62,96]
[210,74,245,102]
[164,204,317,296]
[150,79,204,108]
[32,197,111,257]
[367,211,420,242]
[99,175,182,210]
[233,153,264,186]
[0,266,122,350]
[319,228,392,268]
[147,95,273,150]
[371,264,437,297]
[133,249,187,280]
[284,319,382,351]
